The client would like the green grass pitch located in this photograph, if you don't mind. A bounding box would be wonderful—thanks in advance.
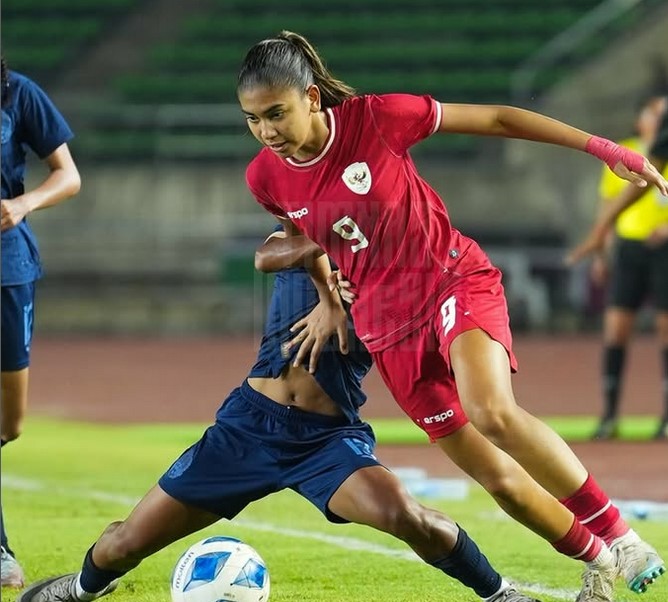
[2,418,666,602]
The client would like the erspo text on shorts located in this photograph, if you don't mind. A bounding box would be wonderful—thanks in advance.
[420,409,455,425]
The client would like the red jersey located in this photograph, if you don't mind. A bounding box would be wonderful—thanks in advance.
[246,94,492,352]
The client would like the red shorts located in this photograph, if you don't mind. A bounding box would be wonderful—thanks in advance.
[372,267,518,442]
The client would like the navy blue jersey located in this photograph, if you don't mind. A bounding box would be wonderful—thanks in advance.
[248,261,372,424]
[1,71,74,285]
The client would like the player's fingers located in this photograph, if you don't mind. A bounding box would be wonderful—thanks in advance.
[631,175,648,188]
[327,271,338,292]
[648,168,668,195]
[308,339,323,373]
[564,243,590,266]
[289,327,309,348]
[289,316,308,333]
[293,335,314,368]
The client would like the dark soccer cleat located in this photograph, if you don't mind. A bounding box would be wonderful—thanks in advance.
[17,573,118,602]
[488,586,542,601]
[591,417,619,441]
[652,419,668,441]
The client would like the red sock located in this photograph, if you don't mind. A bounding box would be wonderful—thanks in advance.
[552,517,603,561]
[560,474,629,546]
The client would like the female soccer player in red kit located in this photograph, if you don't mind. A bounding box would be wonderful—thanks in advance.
[239,31,668,602]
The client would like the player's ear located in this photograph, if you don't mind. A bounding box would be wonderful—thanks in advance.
[306,84,321,113]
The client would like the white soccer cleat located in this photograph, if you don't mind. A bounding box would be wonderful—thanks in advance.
[1,546,25,588]
[611,530,666,593]
[575,558,617,602]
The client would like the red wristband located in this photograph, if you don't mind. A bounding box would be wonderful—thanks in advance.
[585,136,645,173]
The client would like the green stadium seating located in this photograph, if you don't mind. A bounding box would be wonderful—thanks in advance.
[12,0,653,161]
[2,0,138,79]
[117,2,601,105]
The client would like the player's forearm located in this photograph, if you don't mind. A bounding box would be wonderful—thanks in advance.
[493,106,591,149]
[307,254,341,306]
[440,104,590,149]
[254,235,325,273]
[23,166,81,213]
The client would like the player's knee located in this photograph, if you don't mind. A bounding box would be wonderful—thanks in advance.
[481,472,527,508]
[380,495,431,541]
[1,422,23,442]
[467,398,519,446]
[100,521,149,565]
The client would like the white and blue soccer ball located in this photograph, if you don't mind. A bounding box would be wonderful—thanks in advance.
[171,536,270,602]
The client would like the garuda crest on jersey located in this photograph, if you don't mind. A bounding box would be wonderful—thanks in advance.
[342,162,372,195]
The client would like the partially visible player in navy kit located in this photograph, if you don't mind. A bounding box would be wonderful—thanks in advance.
[239,31,668,602]
[17,228,539,602]
[1,57,81,589]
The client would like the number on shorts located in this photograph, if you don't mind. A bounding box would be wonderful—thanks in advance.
[332,216,369,253]
[440,295,456,336]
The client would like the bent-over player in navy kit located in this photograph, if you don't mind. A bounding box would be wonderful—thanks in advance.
[17,228,539,602]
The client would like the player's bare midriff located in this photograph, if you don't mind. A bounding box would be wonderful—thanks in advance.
[247,364,345,418]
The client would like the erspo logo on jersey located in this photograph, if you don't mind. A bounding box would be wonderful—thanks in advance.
[287,207,309,219]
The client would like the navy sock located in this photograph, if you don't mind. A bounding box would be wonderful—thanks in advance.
[79,546,126,594]
[1,439,14,557]
[430,526,502,598]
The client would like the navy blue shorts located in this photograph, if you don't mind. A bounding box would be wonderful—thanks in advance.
[1,283,35,371]
[159,380,380,523]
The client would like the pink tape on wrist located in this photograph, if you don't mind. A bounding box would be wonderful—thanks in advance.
[585,136,645,173]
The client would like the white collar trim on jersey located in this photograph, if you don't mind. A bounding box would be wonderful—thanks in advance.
[286,107,336,167]
[431,101,442,135]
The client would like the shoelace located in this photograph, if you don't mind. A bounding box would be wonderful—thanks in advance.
[37,578,77,602]
[579,567,612,602]
[492,587,537,602]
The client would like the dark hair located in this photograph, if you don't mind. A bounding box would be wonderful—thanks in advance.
[237,31,355,108]
[1,56,10,108]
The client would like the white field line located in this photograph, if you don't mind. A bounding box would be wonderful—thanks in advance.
[4,474,579,601]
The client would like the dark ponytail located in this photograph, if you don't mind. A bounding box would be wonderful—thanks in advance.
[238,30,355,108]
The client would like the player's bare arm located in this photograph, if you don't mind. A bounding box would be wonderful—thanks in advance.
[0,143,80,232]
[566,153,668,264]
[289,252,349,373]
[438,103,668,195]
[254,229,325,273]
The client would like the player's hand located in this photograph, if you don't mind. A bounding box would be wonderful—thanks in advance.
[612,157,668,196]
[289,300,349,373]
[327,271,357,304]
[589,253,609,286]
[646,224,668,248]
[1,197,30,232]
[565,222,608,266]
